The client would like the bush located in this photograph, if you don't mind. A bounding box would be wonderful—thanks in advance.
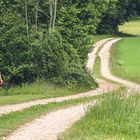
[0,24,96,88]
[0,7,97,88]
[0,11,36,86]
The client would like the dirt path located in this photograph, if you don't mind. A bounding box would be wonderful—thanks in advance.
[4,38,140,140]
[0,38,116,117]
[3,38,119,140]
[0,85,109,117]
[86,38,112,72]
[5,101,96,140]
[99,38,140,91]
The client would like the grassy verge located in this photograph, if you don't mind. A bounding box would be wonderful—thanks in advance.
[0,35,113,106]
[59,91,140,140]
[92,36,120,84]
[119,19,140,36]
[0,81,91,106]
[92,56,102,79]
[110,37,140,84]
[92,35,113,43]
[0,94,105,139]
[91,35,113,80]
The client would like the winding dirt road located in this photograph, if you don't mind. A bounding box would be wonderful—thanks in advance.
[86,38,112,72]
[2,38,118,140]
[6,101,96,140]
[0,87,107,117]
[0,38,115,117]
[3,38,140,140]
[99,38,140,91]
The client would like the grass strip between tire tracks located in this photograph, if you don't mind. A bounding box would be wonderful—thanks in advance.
[0,93,108,139]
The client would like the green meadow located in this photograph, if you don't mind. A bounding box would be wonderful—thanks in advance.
[0,81,89,106]
[110,37,140,84]
[119,19,140,36]
[110,18,140,84]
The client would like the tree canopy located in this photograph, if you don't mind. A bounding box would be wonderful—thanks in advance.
[0,0,139,87]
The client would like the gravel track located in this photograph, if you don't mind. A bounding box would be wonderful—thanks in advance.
[5,101,96,140]
[0,86,107,117]
[0,38,115,117]
[86,38,112,72]
[3,38,131,140]
[99,38,140,91]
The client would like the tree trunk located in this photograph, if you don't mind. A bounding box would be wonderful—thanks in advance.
[35,7,38,30]
[49,3,53,28]
[25,0,29,37]
[35,0,39,31]
[52,0,57,28]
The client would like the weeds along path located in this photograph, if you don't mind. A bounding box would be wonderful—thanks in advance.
[0,86,110,117]
[5,101,96,140]
[99,38,140,91]
[5,38,140,140]
[0,38,117,117]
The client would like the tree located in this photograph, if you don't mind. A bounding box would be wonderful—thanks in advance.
[97,0,134,34]
[52,0,57,27]
[25,0,29,37]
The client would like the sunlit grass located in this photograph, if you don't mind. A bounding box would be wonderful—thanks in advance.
[0,96,98,139]
[59,92,140,140]
[119,19,140,36]
[0,81,91,106]
[110,37,140,84]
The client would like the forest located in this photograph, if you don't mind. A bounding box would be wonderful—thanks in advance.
[0,0,140,88]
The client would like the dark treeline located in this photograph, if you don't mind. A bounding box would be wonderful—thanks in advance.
[0,0,139,87]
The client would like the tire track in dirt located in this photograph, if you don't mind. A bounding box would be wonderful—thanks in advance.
[0,38,115,117]
[99,38,140,91]
[5,101,96,140]
[3,38,121,140]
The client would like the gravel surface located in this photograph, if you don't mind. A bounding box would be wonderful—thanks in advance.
[99,38,140,91]
[5,101,96,140]
[0,82,115,117]
[0,38,116,117]
[3,38,130,140]
[86,38,112,72]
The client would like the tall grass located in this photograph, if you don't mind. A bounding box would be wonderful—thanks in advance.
[0,96,97,139]
[0,80,90,106]
[110,37,140,84]
[60,91,140,140]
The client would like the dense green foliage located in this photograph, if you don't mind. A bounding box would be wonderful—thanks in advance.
[0,0,139,87]
[131,0,140,16]
[0,80,91,106]
[56,0,108,62]
[97,0,140,34]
